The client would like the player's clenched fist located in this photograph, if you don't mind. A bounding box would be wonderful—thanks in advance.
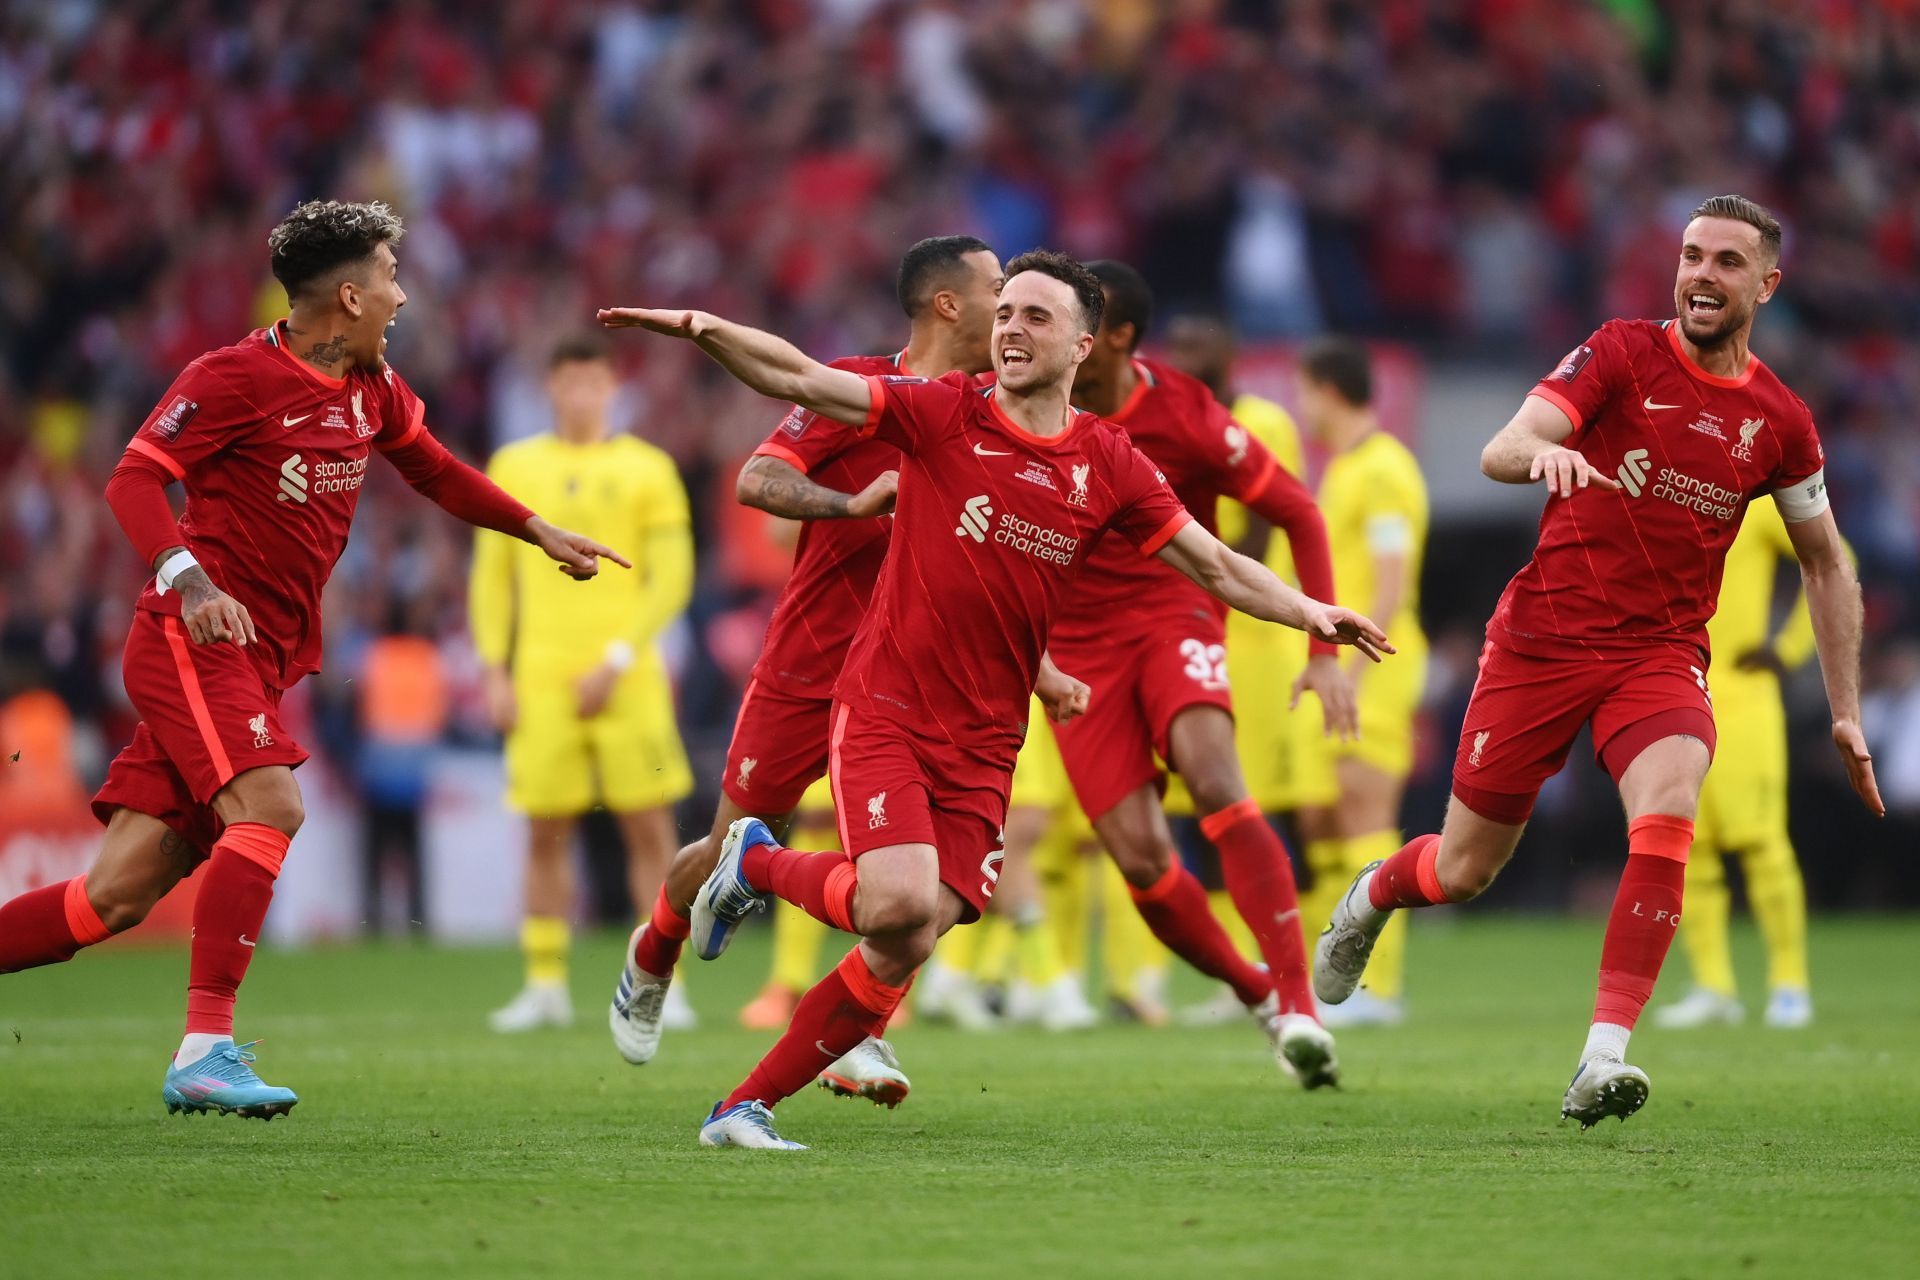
[175,570,257,648]
[847,470,900,519]
[1529,446,1620,499]
[1036,654,1091,724]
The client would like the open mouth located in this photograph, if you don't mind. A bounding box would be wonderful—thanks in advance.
[999,346,1032,369]
[1685,292,1726,319]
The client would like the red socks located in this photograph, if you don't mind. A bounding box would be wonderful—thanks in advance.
[1593,815,1691,1028]
[1200,799,1314,1016]
[743,841,858,933]
[1130,861,1272,1008]
[0,876,112,973]
[724,947,909,1109]
[1368,833,1449,910]
[185,822,289,1037]
[632,885,691,977]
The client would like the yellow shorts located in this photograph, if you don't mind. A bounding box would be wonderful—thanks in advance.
[1292,632,1427,792]
[1695,691,1788,852]
[505,658,693,816]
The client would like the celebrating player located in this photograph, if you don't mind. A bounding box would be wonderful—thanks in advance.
[1291,338,1429,1027]
[1655,496,1831,1029]
[1049,261,1355,1086]
[0,201,625,1118]
[1313,195,1882,1128]
[471,335,695,1034]
[602,248,1391,1150]
[605,236,1019,1104]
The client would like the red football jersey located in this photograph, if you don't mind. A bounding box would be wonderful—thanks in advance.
[1494,318,1827,661]
[747,351,908,696]
[1050,357,1283,646]
[123,322,428,688]
[833,373,1191,754]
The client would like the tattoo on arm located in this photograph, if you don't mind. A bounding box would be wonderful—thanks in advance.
[739,455,854,519]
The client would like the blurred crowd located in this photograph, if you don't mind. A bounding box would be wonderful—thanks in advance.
[3,1,1919,902]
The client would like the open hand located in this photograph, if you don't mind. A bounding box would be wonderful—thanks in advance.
[1529,447,1619,499]
[1290,652,1359,741]
[596,307,708,338]
[176,570,257,648]
[1833,719,1885,817]
[1303,604,1394,663]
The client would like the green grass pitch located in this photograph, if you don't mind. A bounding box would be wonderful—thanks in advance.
[3,917,1917,1279]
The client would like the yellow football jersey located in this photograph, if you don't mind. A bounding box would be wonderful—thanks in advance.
[1318,431,1427,645]
[1706,497,1816,711]
[470,433,694,678]
[1215,393,1306,578]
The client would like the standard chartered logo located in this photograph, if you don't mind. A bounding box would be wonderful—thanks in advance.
[956,494,993,542]
[1615,448,1739,521]
[1616,448,1651,496]
[278,454,309,503]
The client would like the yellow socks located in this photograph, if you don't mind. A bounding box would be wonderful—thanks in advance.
[521,915,570,988]
[1679,842,1739,997]
[1013,904,1065,988]
[1299,837,1346,943]
[1743,834,1811,992]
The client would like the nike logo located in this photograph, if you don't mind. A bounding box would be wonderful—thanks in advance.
[238,934,257,948]
[972,442,1012,457]
[816,1040,838,1058]
[282,413,313,427]
[1641,398,1680,411]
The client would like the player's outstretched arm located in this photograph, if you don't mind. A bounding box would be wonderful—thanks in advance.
[1156,522,1392,663]
[1784,508,1884,817]
[598,307,873,427]
[1480,395,1620,498]
[737,454,898,520]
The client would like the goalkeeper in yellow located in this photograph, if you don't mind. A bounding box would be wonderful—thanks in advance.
[1655,497,1820,1029]
[471,336,695,1033]
[1293,337,1428,1027]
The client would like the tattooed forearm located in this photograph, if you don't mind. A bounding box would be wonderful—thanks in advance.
[736,455,854,519]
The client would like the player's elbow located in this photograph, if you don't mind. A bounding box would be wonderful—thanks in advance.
[734,459,771,510]
[1478,439,1504,480]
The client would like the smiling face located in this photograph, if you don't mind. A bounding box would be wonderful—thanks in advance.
[992,270,1094,394]
[349,241,408,370]
[948,249,1007,375]
[1673,216,1779,350]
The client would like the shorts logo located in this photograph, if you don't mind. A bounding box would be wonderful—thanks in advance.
[1734,417,1763,461]
[1616,449,1651,497]
[153,396,199,440]
[979,830,1006,900]
[867,792,888,829]
[1468,730,1490,767]
[278,454,309,503]
[736,757,757,791]
[956,495,993,542]
[248,713,272,748]
[1068,462,1090,508]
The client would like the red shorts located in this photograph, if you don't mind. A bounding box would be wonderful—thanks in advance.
[1451,636,1717,825]
[1049,616,1234,821]
[826,703,1010,923]
[721,679,833,816]
[92,610,309,853]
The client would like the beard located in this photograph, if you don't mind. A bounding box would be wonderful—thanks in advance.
[1675,297,1747,349]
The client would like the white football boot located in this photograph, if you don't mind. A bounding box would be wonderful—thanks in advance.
[1653,986,1745,1029]
[609,931,672,1065]
[1764,987,1813,1029]
[1036,975,1099,1031]
[1561,1056,1651,1129]
[1313,861,1389,1006]
[699,1100,808,1150]
[1272,1011,1340,1090]
[816,1036,912,1108]
[489,980,573,1033]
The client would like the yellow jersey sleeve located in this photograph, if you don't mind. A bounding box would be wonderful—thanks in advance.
[623,446,695,646]
[468,444,522,667]
[1220,393,1306,577]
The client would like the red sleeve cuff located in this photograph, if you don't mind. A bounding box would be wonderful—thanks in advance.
[1527,386,1584,432]
[124,437,185,481]
[1139,511,1192,557]
[1308,637,1340,658]
[860,375,888,435]
[752,442,810,474]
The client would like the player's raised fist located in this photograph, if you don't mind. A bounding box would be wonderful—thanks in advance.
[1036,656,1091,724]
[1528,446,1620,499]
[1832,719,1885,817]
[1305,604,1393,664]
[596,307,707,338]
[847,470,900,520]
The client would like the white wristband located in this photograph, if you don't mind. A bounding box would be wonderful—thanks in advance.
[155,550,199,595]
[604,639,636,673]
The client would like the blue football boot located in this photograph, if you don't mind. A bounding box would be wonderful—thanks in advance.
[689,818,775,961]
[162,1039,299,1120]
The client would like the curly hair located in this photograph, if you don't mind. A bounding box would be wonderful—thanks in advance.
[267,199,406,299]
[1002,249,1105,335]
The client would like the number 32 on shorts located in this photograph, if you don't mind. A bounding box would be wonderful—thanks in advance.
[1181,638,1229,691]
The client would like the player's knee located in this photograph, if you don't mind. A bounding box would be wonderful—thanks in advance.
[1186,768,1245,818]
[1111,841,1172,890]
[216,770,305,837]
[858,881,940,937]
[1436,847,1503,902]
